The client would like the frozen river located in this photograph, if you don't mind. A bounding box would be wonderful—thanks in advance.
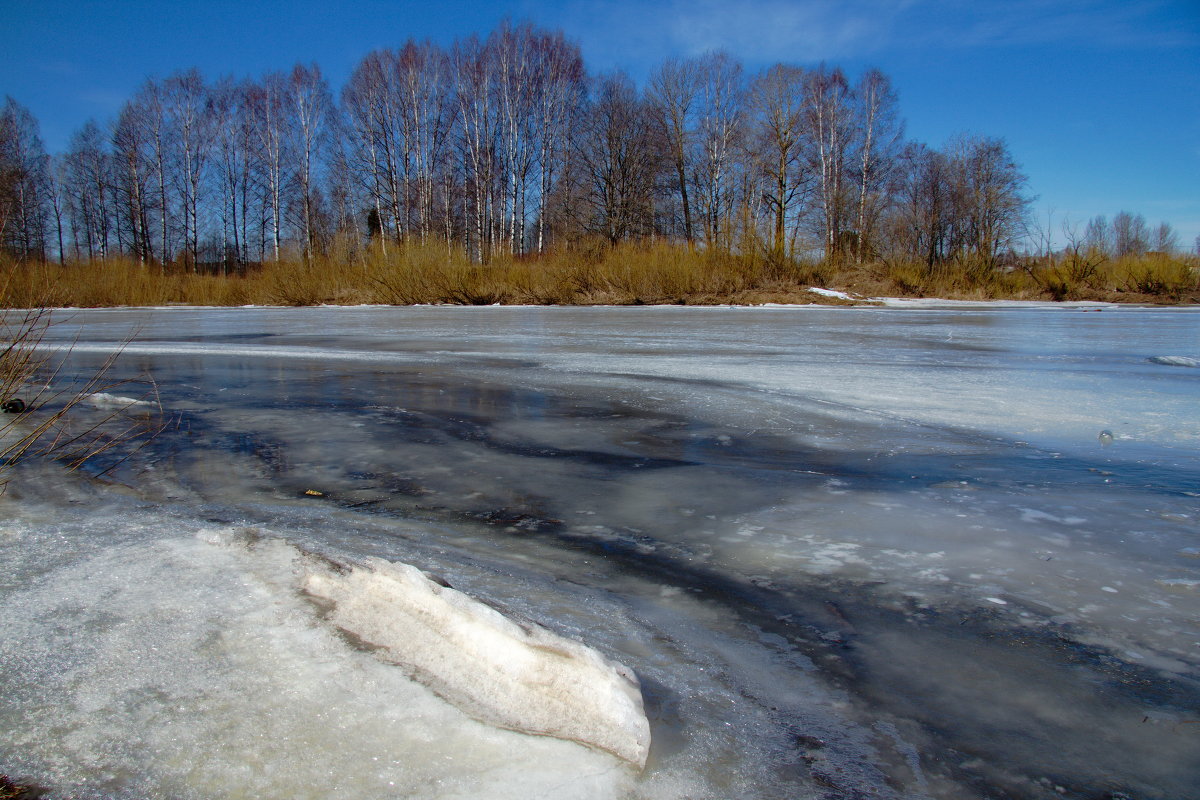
[2,304,1198,799]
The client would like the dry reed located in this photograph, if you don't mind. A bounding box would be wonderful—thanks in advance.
[1,269,167,487]
[2,243,1196,310]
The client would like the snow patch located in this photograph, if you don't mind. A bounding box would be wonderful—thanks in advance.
[807,287,856,301]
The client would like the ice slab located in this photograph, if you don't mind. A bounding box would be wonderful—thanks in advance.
[305,555,652,766]
[82,392,154,408]
[1148,355,1199,367]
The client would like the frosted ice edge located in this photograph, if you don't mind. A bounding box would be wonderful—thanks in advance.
[303,556,652,767]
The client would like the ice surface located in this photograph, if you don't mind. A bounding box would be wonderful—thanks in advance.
[304,553,651,765]
[4,305,1199,799]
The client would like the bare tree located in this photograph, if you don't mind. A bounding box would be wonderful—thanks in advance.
[530,30,584,253]
[46,153,68,263]
[691,52,744,249]
[646,57,700,244]
[747,63,808,257]
[63,120,115,260]
[452,34,502,262]
[1111,211,1149,258]
[119,81,175,266]
[0,97,51,261]
[1150,221,1178,254]
[286,63,334,260]
[250,71,295,260]
[571,72,659,244]
[953,135,1030,265]
[342,51,395,252]
[803,66,854,263]
[1083,214,1110,257]
[851,68,902,262]
[493,21,537,254]
[163,69,214,270]
[210,77,257,271]
[395,40,456,243]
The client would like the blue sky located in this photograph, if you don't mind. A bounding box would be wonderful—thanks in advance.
[3,0,1198,249]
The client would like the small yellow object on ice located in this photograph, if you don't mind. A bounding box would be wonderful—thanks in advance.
[304,489,324,497]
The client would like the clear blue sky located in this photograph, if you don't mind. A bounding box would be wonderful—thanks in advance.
[4,0,1198,249]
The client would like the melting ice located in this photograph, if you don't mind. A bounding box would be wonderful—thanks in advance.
[1,304,1198,799]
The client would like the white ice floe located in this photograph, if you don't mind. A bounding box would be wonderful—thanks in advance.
[1148,356,1199,367]
[81,392,154,409]
[304,555,652,766]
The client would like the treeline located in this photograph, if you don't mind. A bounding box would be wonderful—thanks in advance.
[0,20,1193,282]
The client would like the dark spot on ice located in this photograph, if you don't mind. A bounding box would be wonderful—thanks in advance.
[793,733,827,751]
[2,398,27,413]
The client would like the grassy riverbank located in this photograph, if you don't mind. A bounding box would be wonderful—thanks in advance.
[3,241,1197,308]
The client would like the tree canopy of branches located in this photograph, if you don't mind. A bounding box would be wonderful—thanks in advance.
[4,21,1101,274]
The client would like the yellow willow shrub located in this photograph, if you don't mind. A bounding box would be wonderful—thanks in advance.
[359,241,477,304]
[1110,254,1198,298]
[258,254,370,306]
[572,241,760,302]
[885,259,1035,299]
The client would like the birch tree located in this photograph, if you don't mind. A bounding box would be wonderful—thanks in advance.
[646,57,699,244]
[122,80,175,265]
[0,97,51,261]
[63,120,114,260]
[287,63,334,259]
[452,34,502,262]
[747,64,807,257]
[163,69,213,269]
[804,66,854,263]
[691,52,743,248]
[250,71,295,260]
[851,68,902,262]
[530,30,583,252]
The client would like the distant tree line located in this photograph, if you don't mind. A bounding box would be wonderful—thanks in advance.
[1077,211,1183,259]
[0,21,1189,273]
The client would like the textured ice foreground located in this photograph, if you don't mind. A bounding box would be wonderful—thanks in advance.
[3,304,1199,799]
[304,553,651,765]
[0,518,638,800]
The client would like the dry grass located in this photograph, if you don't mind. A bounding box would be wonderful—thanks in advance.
[2,244,1196,310]
[1017,252,1200,303]
[1,270,167,488]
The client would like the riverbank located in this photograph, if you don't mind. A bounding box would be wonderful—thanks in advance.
[3,241,1197,308]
